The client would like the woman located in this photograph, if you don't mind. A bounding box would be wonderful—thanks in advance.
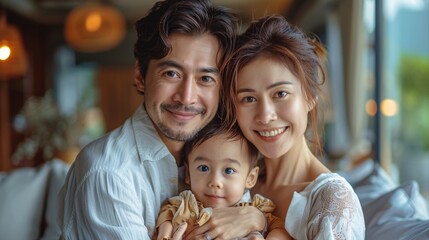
[221,15,365,239]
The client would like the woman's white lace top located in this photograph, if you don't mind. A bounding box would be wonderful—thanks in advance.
[286,173,365,240]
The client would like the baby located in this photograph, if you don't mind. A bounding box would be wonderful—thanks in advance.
[154,121,290,239]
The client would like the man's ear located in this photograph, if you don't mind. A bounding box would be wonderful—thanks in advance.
[134,60,145,93]
[245,166,259,189]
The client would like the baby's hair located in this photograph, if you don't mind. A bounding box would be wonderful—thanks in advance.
[181,119,260,168]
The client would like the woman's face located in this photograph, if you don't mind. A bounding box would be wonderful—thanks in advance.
[235,56,311,159]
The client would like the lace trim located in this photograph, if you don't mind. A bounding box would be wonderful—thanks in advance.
[308,178,364,240]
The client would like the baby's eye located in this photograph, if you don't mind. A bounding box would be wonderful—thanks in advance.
[224,168,236,175]
[276,91,288,98]
[197,165,209,172]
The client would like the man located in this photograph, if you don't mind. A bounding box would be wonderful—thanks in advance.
[58,0,244,239]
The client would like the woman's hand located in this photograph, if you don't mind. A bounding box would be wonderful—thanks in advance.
[184,206,266,239]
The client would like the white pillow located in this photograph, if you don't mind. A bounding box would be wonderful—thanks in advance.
[348,162,429,239]
[40,159,70,240]
[0,163,51,240]
[362,181,429,239]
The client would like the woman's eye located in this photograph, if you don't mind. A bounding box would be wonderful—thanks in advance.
[224,168,236,175]
[241,96,256,103]
[197,165,209,172]
[276,91,288,98]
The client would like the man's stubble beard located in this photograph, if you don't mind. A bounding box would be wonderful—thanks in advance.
[152,103,213,141]
[156,121,202,141]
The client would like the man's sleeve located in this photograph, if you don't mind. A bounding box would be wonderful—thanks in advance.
[60,169,150,239]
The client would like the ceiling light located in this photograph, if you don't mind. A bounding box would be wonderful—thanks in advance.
[0,14,28,79]
[64,3,126,53]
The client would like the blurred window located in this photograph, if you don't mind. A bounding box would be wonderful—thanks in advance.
[370,0,429,203]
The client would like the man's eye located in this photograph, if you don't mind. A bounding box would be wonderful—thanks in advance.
[197,165,209,172]
[164,71,179,78]
[224,168,236,175]
[201,76,215,84]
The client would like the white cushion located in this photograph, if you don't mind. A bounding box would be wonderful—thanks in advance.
[0,163,51,240]
[40,159,70,240]
[345,162,429,240]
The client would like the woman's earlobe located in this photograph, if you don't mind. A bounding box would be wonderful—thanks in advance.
[308,96,318,111]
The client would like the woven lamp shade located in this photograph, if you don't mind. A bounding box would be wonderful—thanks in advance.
[64,3,126,53]
[0,17,28,80]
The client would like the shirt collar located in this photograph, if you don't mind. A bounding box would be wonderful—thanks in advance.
[131,104,174,162]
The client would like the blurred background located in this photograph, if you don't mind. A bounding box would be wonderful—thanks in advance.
[1,0,428,205]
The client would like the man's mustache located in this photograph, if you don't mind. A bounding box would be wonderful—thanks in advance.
[161,104,206,114]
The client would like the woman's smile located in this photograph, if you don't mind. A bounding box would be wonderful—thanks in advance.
[256,127,287,137]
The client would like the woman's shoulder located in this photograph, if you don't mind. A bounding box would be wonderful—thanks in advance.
[303,173,361,204]
[286,173,366,239]
[309,173,360,207]
[310,173,352,190]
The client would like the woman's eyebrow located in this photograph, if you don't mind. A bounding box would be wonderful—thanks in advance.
[237,81,293,94]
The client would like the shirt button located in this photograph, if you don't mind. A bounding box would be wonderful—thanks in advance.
[191,212,195,217]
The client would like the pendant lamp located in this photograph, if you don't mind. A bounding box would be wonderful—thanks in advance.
[0,13,28,170]
[64,3,126,53]
[0,14,28,79]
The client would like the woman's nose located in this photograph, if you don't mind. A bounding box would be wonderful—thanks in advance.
[256,100,277,125]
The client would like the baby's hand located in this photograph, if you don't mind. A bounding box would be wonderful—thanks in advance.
[157,222,187,240]
[243,232,265,240]
[229,232,265,240]
[157,221,173,240]
[172,222,187,240]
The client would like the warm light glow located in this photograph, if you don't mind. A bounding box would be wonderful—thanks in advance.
[64,3,126,52]
[0,18,28,78]
[0,45,11,60]
[381,99,398,117]
[365,99,377,116]
[85,12,102,32]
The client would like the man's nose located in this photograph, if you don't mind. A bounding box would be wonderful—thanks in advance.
[173,77,198,105]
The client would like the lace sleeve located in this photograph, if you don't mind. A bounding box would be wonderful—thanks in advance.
[307,177,365,240]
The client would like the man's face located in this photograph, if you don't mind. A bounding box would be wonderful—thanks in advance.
[142,33,221,142]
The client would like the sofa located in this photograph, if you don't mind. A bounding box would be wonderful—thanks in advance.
[0,159,70,240]
[1,158,428,240]
[339,160,429,239]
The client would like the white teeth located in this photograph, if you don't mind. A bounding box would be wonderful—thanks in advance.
[258,127,286,137]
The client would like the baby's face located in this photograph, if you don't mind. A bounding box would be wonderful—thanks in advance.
[186,134,255,208]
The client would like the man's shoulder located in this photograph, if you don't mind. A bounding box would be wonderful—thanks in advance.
[72,126,139,174]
